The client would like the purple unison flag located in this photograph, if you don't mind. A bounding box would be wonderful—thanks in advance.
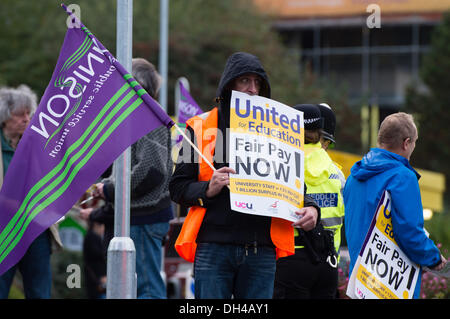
[0,5,174,275]
[174,81,202,144]
[178,81,202,124]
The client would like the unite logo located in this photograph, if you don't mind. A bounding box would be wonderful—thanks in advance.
[234,201,253,210]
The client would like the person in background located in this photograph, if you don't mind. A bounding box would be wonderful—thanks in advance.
[274,104,342,299]
[344,112,447,299]
[92,58,173,299]
[82,217,107,299]
[0,85,63,299]
[317,103,337,150]
[170,52,320,299]
[316,103,346,256]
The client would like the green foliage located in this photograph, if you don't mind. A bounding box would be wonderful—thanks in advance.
[421,12,450,105]
[404,12,450,266]
[293,68,361,154]
[0,0,115,97]
[0,0,353,119]
[8,284,25,299]
[421,211,449,299]
[405,11,450,199]
[1,0,298,112]
[421,210,450,299]
[8,274,25,299]
[0,0,359,151]
[425,211,450,253]
[159,0,304,113]
[51,250,86,299]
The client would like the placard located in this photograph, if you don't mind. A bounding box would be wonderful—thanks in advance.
[229,90,304,222]
[347,190,420,299]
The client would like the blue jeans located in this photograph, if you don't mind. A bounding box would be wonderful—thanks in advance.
[0,231,52,299]
[194,242,276,299]
[130,222,169,299]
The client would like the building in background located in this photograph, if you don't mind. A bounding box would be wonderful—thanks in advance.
[253,1,448,216]
[255,0,450,120]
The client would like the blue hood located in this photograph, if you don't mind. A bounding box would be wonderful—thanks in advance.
[351,148,420,181]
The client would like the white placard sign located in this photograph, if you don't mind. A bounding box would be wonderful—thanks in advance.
[229,90,304,222]
[347,190,420,299]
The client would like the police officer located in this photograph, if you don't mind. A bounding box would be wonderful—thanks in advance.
[317,103,346,256]
[274,104,344,299]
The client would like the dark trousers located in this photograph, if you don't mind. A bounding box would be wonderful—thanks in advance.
[273,248,338,299]
[0,231,52,299]
[194,242,276,299]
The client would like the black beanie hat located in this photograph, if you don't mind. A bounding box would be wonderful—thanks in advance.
[293,104,323,130]
[317,103,336,144]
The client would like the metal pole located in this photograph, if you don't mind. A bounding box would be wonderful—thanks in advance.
[159,0,169,111]
[107,0,137,299]
[159,0,169,289]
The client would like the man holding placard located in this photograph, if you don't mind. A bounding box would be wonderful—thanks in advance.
[170,52,320,299]
[344,112,447,299]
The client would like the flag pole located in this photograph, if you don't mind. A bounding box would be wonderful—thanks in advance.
[173,124,231,191]
[173,124,216,172]
[107,0,137,299]
[159,0,169,112]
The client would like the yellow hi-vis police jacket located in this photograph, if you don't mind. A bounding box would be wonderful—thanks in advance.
[301,142,345,256]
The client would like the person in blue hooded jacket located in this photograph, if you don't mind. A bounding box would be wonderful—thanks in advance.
[344,112,446,299]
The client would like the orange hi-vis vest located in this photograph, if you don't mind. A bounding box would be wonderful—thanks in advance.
[174,107,295,262]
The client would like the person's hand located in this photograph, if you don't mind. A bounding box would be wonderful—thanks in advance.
[205,167,236,198]
[92,183,105,199]
[431,254,448,271]
[292,206,319,231]
[79,207,94,220]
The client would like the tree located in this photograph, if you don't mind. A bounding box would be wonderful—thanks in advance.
[405,11,450,192]
[0,0,357,150]
[0,0,301,112]
[0,0,116,97]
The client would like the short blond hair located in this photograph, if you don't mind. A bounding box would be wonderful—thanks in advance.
[377,112,416,149]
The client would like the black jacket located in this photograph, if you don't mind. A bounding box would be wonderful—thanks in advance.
[169,52,320,247]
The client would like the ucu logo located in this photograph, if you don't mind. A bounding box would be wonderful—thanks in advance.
[235,201,253,209]
[356,287,366,299]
